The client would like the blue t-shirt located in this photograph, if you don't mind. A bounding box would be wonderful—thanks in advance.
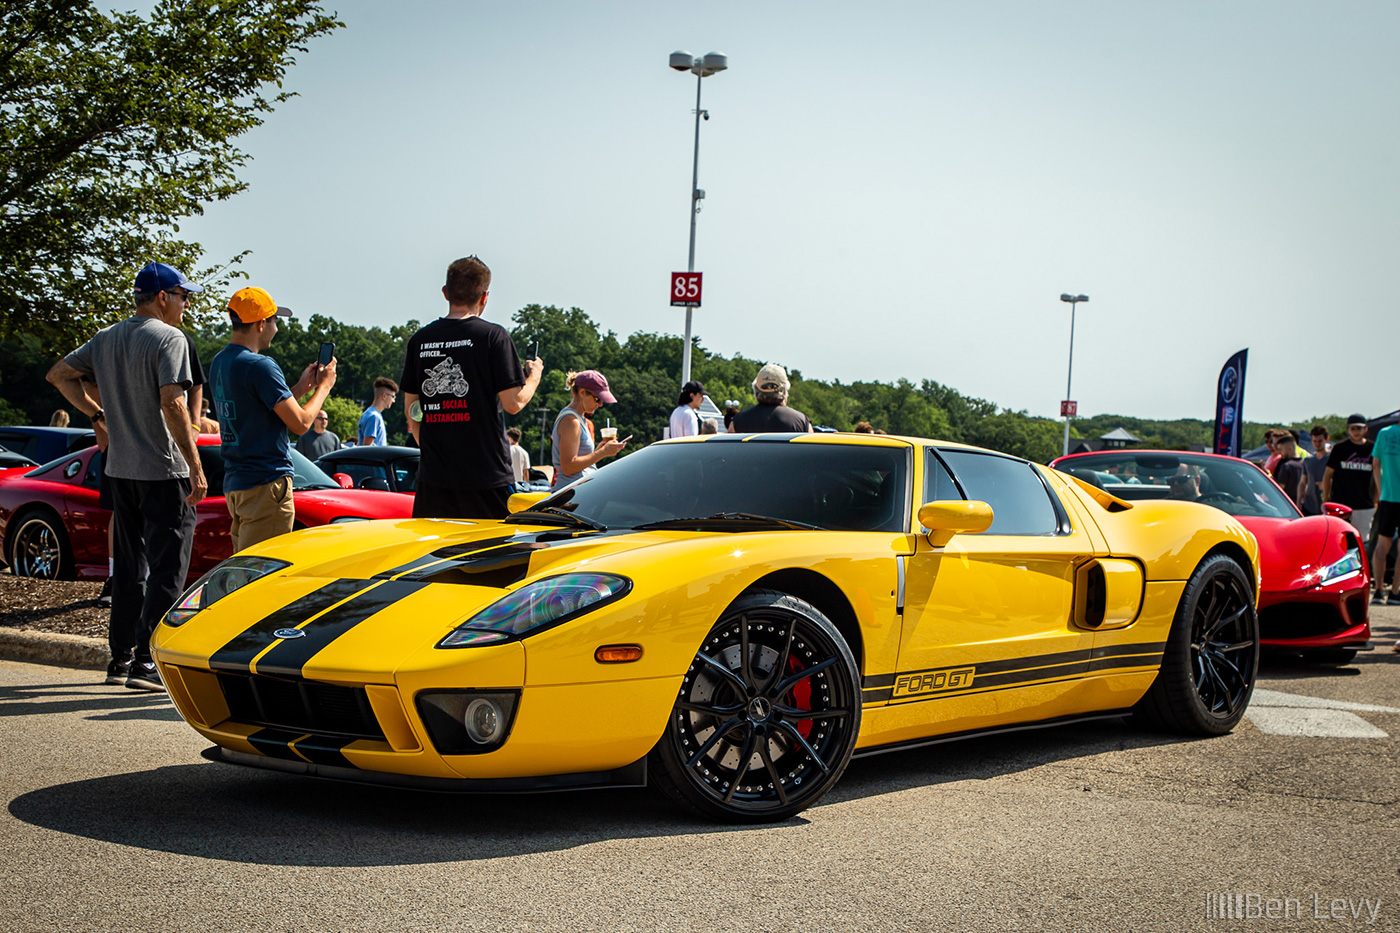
[209,344,294,492]
[1375,424,1400,504]
[358,407,386,445]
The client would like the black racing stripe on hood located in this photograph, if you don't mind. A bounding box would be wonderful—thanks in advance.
[209,580,370,674]
[253,579,428,679]
[377,528,632,588]
[394,542,548,588]
[374,534,524,579]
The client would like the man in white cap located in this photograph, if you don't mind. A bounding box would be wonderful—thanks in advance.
[209,287,337,551]
[731,363,813,434]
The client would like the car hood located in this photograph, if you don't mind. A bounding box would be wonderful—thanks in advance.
[174,517,753,678]
[1236,514,1350,592]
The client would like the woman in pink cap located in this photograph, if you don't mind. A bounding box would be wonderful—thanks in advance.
[551,370,630,488]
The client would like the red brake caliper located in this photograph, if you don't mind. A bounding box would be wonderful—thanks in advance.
[786,656,813,738]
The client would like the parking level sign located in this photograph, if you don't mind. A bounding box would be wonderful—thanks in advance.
[1061,400,1078,417]
[671,272,702,307]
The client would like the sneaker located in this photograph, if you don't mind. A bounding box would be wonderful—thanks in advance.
[125,662,165,692]
[98,577,112,608]
[104,657,131,686]
[1388,592,1400,606]
[1372,590,1386,604]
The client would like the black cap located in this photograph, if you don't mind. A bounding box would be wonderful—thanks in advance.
[1347,413,1368,427]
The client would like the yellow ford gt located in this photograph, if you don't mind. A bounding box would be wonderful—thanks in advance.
[152,433,1261,822]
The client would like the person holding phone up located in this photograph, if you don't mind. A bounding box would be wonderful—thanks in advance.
[208,287,337,550]
[551,370,629,489]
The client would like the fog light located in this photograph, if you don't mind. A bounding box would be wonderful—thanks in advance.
[415,690,520,755]
[464,697,501,744]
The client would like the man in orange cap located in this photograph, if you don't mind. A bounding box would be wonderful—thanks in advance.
[208,287,337,550]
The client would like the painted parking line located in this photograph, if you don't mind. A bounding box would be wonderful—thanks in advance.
[1245,689,1399,738]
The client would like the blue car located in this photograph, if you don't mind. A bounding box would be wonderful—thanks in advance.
[0,427,96,466]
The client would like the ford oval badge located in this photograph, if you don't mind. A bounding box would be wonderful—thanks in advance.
[273,628,306,639]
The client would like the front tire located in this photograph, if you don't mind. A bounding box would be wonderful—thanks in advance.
[652,590,861,822]
[7,509,73,580]
[1135,554,1258,734]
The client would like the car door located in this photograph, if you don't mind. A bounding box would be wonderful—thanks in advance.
[893,448,1101,725]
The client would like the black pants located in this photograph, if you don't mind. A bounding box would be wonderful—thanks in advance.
[108,476,196,664]
[412,480,513,520]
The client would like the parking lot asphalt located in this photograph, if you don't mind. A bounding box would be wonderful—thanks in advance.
[1,607,1397,932]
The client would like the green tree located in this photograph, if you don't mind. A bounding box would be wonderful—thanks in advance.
[0,0,342,349]
[319,395,361,446]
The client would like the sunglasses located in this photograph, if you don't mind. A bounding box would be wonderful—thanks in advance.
[165,289,193,302]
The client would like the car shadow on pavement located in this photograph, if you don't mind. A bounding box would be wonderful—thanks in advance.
[8,765,746,865]
[7,718,1194,866]
[829,717,1189,808]
[0,682,176,721]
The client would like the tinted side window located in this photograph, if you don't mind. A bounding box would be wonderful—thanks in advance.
[392,458,418,492]
[333,461,387,489]
[939,450,1062,535]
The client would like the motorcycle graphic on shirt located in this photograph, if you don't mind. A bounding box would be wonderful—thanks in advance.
[420,357,469,397]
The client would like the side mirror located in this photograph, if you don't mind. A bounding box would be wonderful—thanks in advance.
[332,472,353,490]
[917,500,994,546]
[508,491,549,513]
[1324,502,1353,519]
[359,476,391,491]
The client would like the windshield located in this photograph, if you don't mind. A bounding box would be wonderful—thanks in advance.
[532,440,910,532]
[1058,452,1300,519]
[291,448,340,490]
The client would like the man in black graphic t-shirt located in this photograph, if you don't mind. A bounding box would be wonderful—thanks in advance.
[1323,413,1380,542]
[401,256,542,519]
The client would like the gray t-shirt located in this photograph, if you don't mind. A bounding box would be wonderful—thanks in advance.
[66,316,193,481]
[295,429,341,460]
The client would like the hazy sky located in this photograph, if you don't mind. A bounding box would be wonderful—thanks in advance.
[178,0,1399,425]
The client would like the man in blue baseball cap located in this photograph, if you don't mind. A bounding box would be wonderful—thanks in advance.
[46,260,208,693]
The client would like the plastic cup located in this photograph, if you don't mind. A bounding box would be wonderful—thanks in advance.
[599,426,617,440]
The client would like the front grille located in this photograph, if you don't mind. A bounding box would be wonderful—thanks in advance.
[1259,602,1345,640]
[217,672,385,741]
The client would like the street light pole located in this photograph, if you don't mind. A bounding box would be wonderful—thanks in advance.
[669,50,727,387]
[1059,293,1088,457]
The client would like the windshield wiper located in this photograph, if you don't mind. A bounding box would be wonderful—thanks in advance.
[632,512,820,531]
[511,506,607,532]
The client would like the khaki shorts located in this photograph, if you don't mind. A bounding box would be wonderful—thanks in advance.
[226,476,295,552]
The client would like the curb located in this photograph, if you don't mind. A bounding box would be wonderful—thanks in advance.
[0,628,108,670]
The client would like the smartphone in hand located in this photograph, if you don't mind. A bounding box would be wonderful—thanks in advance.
[318,341,334,367]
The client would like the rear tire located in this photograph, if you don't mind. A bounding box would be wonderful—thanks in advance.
[1134,554,1258,734]
[7,509,73,580]
[651,589,861,823]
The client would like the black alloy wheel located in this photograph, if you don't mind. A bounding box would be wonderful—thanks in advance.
[652,590,861,822]
[9,511,71,580]
[1136,554,1258,734]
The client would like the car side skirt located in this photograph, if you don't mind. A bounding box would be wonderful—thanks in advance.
[852,709,1135,759]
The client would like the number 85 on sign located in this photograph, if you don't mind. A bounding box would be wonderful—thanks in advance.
[671,272,702,307]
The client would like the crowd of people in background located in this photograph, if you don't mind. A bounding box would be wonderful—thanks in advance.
[35,252,1400,685]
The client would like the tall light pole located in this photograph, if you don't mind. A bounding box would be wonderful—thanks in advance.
[1059,294,1088,457]
[668,49,727,387]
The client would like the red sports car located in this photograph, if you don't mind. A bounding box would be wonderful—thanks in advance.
[1051,450,1370,662]
[0,435,414,584]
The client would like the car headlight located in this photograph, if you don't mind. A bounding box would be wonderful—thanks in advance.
[163,556,291,627]
[1318,546,1363,586]
[438,572,632,647]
